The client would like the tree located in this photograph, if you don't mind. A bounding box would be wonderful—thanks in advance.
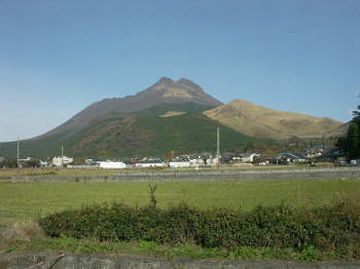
[352,104,360,117]
[337,103,360,160]
[346,122,360,159]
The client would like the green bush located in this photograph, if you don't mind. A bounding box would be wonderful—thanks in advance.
[310,201,360,257]
[38,200,360,259]
[157,204,200,244]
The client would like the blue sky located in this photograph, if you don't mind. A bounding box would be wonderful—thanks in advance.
[0,0,359,142]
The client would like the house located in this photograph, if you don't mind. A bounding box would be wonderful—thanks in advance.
[169,154,212,168]
[305,144,325,158]
[205,156,219,167]
[190,157,207,167]
[97,161,126,169]
[222,152,259,164]
[39,160,49,167]
[169,156,191,168]
[276,153,307,164]
[85,159,96,165]
[52,156,74,167]
[169,161,190,168]
[237,153,260,163]
[134,158,166,168]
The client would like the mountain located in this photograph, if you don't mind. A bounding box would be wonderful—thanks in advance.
[204,99,343,140]
[0,102,271,159]
[44,77,223,138]
[1,78,266,158]
[0,78,344,159]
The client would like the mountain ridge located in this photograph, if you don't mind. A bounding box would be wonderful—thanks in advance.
[204,99,343,140]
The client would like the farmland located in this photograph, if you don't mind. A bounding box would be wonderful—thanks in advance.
[1,178,360,227]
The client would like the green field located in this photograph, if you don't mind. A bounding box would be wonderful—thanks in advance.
[1,179,359,226]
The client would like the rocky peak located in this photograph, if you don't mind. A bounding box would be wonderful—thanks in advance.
[151,77,175,90]
[149,77,205,97]
[175,78,204,93]
[138,76,222,106]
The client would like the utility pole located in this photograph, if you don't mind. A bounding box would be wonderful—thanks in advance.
[216,124,220,167]
[61,145,64,167]
[16,137,20,168]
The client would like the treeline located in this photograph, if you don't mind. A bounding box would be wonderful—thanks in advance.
[39,199,360,259]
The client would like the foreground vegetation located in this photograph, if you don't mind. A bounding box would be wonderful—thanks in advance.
[1,178,360,261]
[2,226,344,261]
[38,198,360,260]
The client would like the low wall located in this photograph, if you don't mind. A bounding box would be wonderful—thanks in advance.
[9,167,360,182]
[1,254,360,269]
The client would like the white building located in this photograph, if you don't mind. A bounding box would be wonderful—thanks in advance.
[39,160,49,167]
[190,158,207,167]
[206,157,219,167]
[238,153,260,163]
[134,162,166,168]
[52,156,74,167]
[169,161,191,168]
[134,158,166,168]
[97,161,126,169]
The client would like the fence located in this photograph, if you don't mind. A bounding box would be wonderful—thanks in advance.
[8,167,360,182]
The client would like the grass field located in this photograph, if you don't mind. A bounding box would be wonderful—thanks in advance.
[1,178,359,227]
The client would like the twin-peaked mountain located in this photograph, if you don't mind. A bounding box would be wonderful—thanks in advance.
[0,77,343,158]
[45,77,222,138]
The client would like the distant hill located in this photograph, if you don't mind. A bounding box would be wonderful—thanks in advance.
[0,78,344,159]
[324,122,349,138]
[204,99,343,140]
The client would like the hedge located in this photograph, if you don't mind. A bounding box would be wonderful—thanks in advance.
[38,201,360,258]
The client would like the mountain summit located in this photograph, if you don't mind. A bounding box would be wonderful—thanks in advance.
[141,77,222,106]
[46,77,222,137]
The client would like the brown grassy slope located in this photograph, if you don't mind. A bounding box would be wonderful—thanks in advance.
[204,99,343,140]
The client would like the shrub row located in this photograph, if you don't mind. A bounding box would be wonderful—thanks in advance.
[38,201,360,258]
